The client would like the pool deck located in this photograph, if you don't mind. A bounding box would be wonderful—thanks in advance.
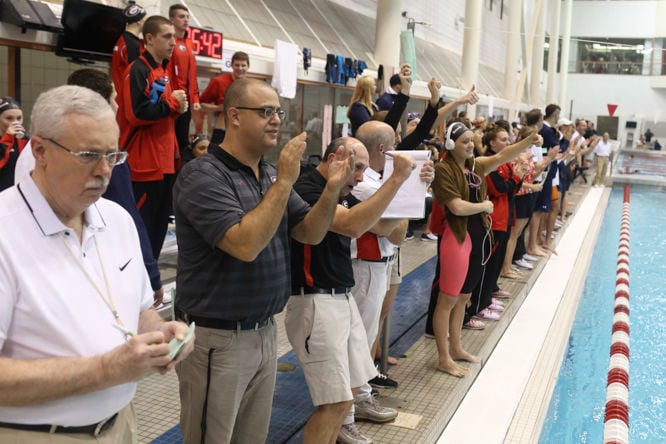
[138,178,609,444]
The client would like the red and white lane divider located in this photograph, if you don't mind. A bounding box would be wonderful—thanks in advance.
[603,186,631,444]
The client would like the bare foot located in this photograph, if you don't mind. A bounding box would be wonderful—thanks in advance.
[437,359,468,377]
[528,248,548,257]
[542,243,559,255]
[450,349,481,363]
[500,270,523,280]
[375,355,399,365]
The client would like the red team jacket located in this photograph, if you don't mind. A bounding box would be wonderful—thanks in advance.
[116,52,182,182]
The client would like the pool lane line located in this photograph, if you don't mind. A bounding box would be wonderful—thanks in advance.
[603,185,631,444]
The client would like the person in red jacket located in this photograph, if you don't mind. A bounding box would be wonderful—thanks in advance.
[116,15,188,260]
[168,4,200,165]
[200,51,250,144]
[111,2,146,97]
[0,97,28,191]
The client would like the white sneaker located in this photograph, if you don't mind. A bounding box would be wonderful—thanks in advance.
[474,308,500,321]
[489,302,505,312]
[522,253,538,262]
[421,232,438,241]
[513,258,534,270]
[554,219,563,228]
[338,423,373,444]
[491,297,505,307]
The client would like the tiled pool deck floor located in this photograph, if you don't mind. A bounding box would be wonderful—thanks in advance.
[139,178,605,444]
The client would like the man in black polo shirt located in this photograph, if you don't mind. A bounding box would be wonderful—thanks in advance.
[172,78,353,444]
[286,137,415,444]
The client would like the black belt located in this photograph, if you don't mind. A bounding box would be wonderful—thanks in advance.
[293,286,350,295]
[0,413,118,436]
[358,254,396,263]
[185,314,270,331]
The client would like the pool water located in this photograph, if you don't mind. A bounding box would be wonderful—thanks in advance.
[539,187,666,443]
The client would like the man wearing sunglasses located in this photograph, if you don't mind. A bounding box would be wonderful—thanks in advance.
[0,85,193,442]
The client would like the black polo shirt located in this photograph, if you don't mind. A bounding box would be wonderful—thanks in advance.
[173,145,310,322]
[291,169,359,289]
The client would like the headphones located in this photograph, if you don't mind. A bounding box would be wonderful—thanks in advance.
[445,122,463,151]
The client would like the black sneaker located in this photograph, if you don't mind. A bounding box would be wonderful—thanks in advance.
[369,373,399,389]
[405,229,414,240]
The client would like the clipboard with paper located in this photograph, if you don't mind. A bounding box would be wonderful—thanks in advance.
[381,150,431,218]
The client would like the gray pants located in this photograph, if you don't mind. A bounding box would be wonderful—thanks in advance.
[177,320,277,444]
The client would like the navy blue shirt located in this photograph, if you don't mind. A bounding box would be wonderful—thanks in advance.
[173,146,310,321]
[539,122,560,149]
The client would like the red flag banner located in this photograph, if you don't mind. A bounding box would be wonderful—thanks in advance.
[608,104,618,118]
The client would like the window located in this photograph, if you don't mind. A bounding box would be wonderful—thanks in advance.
[576,38,646,75]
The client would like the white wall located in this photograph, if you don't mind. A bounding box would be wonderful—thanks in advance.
[570,1,658,37]
[566,73,666,143]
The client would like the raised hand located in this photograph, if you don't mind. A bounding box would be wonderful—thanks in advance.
[460,85,479,105]
[326,144,355,193]
[428,77,441,103]
[419,159,435,183]
[399,64,413,95]
[276,132,307,186]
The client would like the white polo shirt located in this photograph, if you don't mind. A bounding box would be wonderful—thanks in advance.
[595,139,612,157]
[13,139,34,184]
[350,167,396,259]
[0,176,153,426]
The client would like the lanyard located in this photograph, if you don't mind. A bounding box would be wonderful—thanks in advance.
[62,232,128,336]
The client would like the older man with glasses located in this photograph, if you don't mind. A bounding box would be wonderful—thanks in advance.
[0,85,193,443]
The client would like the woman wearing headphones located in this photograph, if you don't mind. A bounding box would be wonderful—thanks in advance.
[431,121,537,377]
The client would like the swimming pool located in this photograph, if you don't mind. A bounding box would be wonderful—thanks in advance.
[539,187,666,443]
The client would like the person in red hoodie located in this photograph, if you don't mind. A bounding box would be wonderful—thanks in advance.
[0,97,28,191]
[168,4,200,165]
[116,15,188,260]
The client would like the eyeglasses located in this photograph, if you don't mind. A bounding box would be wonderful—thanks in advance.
[235,106,286,120]
[45,138,127,167]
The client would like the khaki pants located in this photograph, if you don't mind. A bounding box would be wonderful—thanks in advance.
[177,321,277,444]
[594,156,609,185]
[0,404,136,444]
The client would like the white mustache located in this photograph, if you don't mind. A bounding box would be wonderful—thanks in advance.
[85,177,110,189]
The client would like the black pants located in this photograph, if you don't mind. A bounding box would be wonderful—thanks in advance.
[468,230,509,318]
[425,235,442,336]
[132,174,174,260]
[175,109,192,165]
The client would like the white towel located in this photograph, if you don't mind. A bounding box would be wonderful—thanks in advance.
[271,40,298,99]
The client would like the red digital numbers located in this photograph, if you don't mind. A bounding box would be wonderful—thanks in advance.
[190,27,200,54]
[188,26,223,59]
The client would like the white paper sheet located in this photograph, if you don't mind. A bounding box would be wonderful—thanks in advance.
[381,150,431,218]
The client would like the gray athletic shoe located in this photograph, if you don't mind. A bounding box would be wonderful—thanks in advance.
[337,423,373,444]
[354,395,398,423]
